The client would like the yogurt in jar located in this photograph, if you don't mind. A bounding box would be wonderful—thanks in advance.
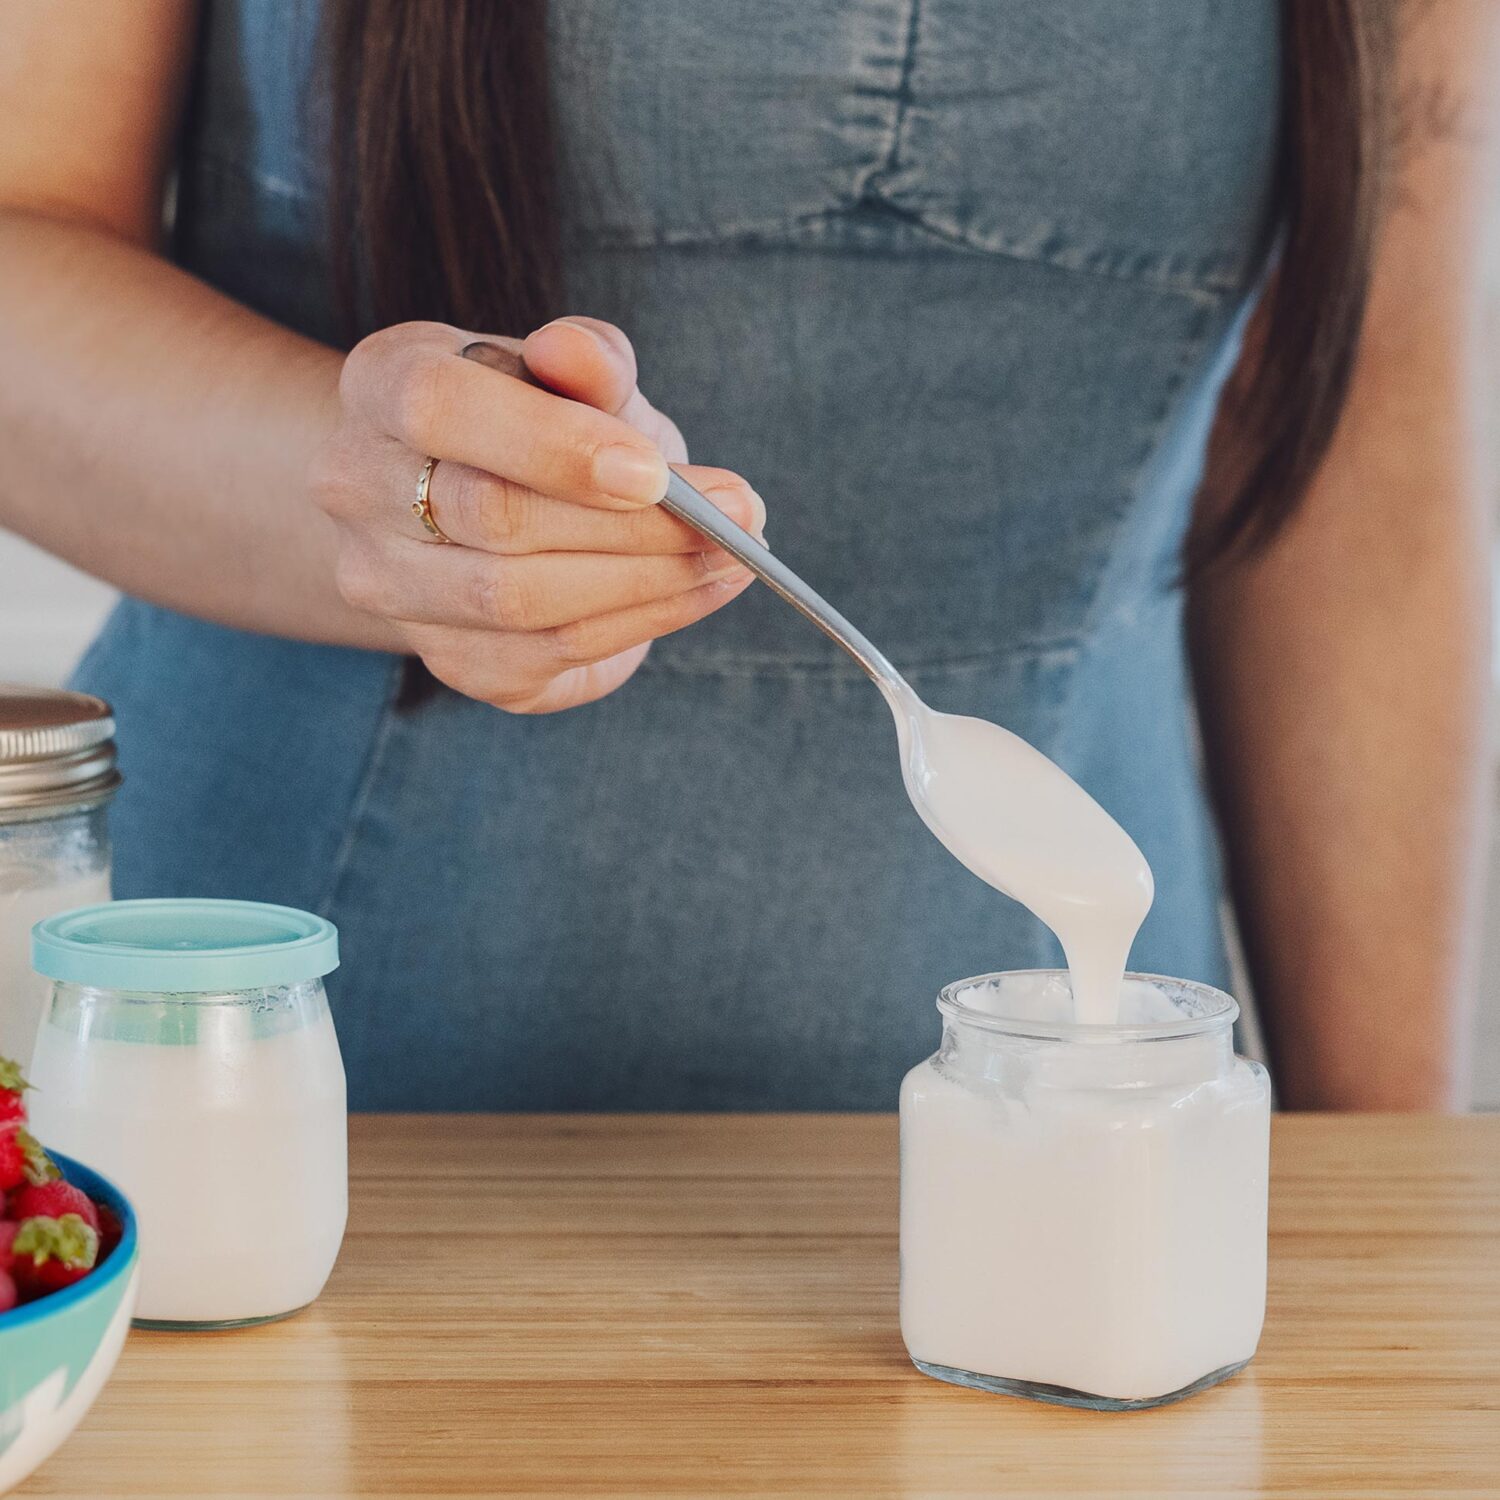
[893,695,1270,1404]
[899,972,1270,1406]
[28,900,347,1327]
[30,998,346,1324]
[0,867,110,1062]
[0,686,120,1063]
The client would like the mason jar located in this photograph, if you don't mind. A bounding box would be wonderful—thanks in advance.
[900,970,1270,1410]
[27,899,347,1329]
[0,686,119,1065]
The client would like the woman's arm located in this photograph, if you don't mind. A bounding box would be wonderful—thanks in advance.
[1188,2,1500,1109]
[0,0,370,644]
[0,2,764,713]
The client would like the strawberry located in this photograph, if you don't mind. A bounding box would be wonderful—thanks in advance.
[0,1129,21,1192]
[11,1178,100,1235]
[0,1056,28,1128]
[94,1202,123,1262]
[0,1128,56,1194]
[10,1214,99,1301]
[0,1268,15,1315]
[0,1219,15,1273]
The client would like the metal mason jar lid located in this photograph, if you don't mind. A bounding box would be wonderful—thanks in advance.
[0,685,122,820]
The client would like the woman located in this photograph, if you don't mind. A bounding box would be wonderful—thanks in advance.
[0,2,1491,1109]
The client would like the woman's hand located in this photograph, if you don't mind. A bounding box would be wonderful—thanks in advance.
[312,316,765,713]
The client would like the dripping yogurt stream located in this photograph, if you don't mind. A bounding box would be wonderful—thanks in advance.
[898,707,1155,1025]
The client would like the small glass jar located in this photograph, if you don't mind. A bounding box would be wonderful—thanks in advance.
[0,687,119,1064]
[900,970,1270,1410]
[27,899,347,1330]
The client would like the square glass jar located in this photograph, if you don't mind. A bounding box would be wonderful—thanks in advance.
[900,970,1270,1409]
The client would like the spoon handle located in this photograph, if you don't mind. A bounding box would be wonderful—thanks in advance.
[661,472,908,701]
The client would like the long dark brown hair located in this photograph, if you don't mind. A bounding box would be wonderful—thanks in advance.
[325,0,560,342]
[325,0,1394,576]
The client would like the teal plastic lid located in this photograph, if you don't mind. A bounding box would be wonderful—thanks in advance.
[31,899,339,993]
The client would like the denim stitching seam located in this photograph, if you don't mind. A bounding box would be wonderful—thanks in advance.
[882,0,924,178]
[314,657,406,921]
[579,210,1245,300]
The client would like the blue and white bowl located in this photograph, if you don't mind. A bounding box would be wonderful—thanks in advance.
[0,1152,139,1495]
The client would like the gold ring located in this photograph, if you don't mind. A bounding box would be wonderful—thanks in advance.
[412,457,453,543]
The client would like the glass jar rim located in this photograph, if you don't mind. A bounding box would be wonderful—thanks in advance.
[48,978,326,1007]
[0,789,118,826]
[937,969,1239,1043]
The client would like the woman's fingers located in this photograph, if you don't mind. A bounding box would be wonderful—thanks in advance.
[523,318,689,462]
[523,318,639,415]
[410,571,755,713]
[422,461,765,555]
[339,533,752,633]
[505,646,655,716]
[341,321,669,510]
[325,315,764,716]
[535,572,755,679]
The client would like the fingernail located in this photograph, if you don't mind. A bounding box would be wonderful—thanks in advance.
[595,445,669,505]
[743,489,768,535]
[544,317,604,349]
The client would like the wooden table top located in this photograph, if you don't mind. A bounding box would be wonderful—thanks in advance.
[21,1113,1500,1499]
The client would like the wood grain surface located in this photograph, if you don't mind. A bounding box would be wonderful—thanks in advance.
[19,1113,1500,1499]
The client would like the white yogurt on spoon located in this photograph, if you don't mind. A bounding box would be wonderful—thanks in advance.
[897,705,1154,1024]
[654,470,1154,1021]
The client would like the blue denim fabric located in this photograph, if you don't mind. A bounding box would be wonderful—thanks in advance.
[75,1,1280,1107]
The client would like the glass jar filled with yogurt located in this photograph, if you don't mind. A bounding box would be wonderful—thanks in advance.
[900,970,1270,1410]
[27,899,347,1329]
[0,686,119,1064]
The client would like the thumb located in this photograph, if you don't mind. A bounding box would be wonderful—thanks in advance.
[522,317,689,462]
[522,317,639,416]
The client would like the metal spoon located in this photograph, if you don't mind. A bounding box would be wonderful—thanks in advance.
[459,341,1153,985]
[659,469,1153,1014]
[461,339,916,709]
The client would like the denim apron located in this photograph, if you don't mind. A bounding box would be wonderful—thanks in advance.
[74,0,1280,1108]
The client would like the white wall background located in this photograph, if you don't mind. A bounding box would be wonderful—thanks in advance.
[0,533,116,687]
[2,528,1498,1107]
